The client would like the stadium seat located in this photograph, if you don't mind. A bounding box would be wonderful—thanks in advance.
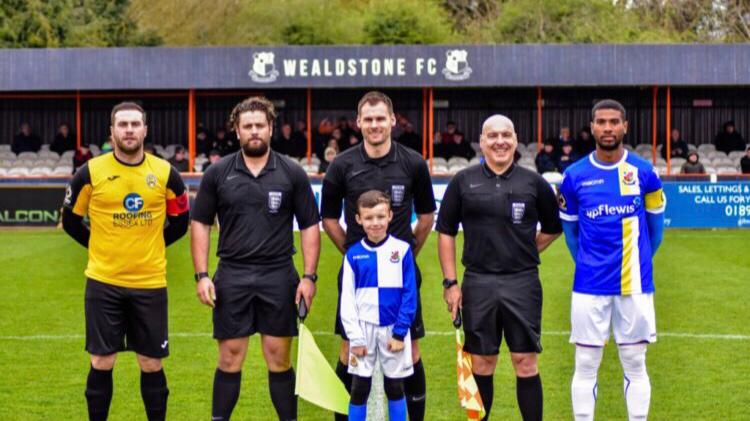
[61,150,75,159]
[717,166,739,175]
[0,144,10,152]
[448,163,467,174]
[687,143,697,152]
[432,164,448,173]
[520,163,537,172]
[635,144,652,154]
[38,151,59,160]
[654,157,667,166]
[728,151,745,160]
[469,157,481,166]
[448,157,469,166]
[299,156,320,166]
[0,151,15,160]
[52,166,73,175]
[655,165,668,175]
[703,166,717,174]
[712,158,734,167]
[623,144,634,151]
[17,152,38,160]
[429,157,447,166]
[698,144,716,154]
[670,157,686,167]
[8,167,30,176]
[0,167,7,176]
[30,167,52,176]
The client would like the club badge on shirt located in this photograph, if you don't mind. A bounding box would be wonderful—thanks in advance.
[390,250,400,263]
[268,191,282,213]
[511,202,526,224]
[391,185,405,206]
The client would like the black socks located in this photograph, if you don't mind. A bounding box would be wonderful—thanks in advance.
[516,374,543,421]
[268,368,297,421]
[85,366,113,421]
[140,369,169,421]
[212,368,242,421]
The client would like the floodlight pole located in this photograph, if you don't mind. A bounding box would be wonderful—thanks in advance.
[188,89,196,172]
[537,87,543,152]
[76,91,82,150]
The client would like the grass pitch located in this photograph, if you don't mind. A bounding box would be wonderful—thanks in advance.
[0,229,748,420]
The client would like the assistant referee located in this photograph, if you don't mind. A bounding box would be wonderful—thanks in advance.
[190,96,320,421]
[436,114,562,421]
[62,102,189,421]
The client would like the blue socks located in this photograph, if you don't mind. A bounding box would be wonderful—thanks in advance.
[388,397,407,421]
[348,403,367,421]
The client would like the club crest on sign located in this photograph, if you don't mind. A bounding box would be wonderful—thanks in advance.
[268,191,282,213]
[249,51,279,83]
[442,49,472,81]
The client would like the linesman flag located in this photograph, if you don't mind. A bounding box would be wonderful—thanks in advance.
[454,311,486,420]
[295,300,350,415]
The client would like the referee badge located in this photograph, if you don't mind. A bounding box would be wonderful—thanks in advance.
[391,185,405,206]
[268,191,282,213]
[511,202,526,224]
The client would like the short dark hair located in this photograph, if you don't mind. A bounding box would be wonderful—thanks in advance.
[356,190,391,213]
[357,91,394,115]
[229,96,276,129]
[111,101,146,126]
[591,99,626,121]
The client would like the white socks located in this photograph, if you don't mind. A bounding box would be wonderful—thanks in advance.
[618,344,650,421]
[571,345,603,421]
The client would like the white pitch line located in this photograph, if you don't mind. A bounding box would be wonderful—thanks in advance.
[1,330,749,341]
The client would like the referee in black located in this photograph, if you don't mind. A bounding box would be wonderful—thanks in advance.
[321,91,436,421]
[436,114,562,421]
[190,96,320,421]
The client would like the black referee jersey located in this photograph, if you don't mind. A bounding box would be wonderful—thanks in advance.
[321,141,436,248]
[191,150,320,264]
[436,163,562,274]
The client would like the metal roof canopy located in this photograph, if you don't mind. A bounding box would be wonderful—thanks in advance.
[1,44,749,91]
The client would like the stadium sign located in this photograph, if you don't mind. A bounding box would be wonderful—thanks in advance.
[0,186,65,226]
[248,49,473,84]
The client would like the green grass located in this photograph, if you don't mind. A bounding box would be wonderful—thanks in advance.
[0,229,748,420]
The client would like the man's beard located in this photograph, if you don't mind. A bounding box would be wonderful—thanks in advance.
[113,135,142,155]
[242,138,269,157]
[596,136,622,151]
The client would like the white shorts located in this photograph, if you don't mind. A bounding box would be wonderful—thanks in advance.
[348,322,413,379]
[570,292,657,347]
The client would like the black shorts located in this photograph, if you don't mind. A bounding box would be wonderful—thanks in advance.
[85,278,169,358]
[213,260,299,340]
[334,263,425,340]
[461,269,542,355]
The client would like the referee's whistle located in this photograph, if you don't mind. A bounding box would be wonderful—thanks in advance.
[298,299,308,321]
[453,310,462,329]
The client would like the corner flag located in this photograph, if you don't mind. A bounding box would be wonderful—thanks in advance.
[454,312,486,421]
[295,300,350,415]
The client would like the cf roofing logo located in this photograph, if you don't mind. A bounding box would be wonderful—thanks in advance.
[249,51,279,83]
[123,193,144,213]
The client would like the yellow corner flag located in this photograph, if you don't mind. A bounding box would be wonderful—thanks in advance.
[456,329,486,420]
[295,323,350,415]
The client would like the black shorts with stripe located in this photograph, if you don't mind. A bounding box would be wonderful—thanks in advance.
[461,268,543,355]
[85,278,169,358]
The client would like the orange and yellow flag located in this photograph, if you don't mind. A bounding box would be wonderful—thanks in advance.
[456,329,486,421]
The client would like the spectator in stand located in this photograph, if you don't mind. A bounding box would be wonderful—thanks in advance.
[169,146,190,172]
[681,151,706,174]
[346,134,361,149]
[440,121,462,144]
[101,136,114,153]
[317,117,334,138]
[714,120,747,154]
[318,146,337,174]
[740,147,750,174]
[661,128,689,160]
[196,129,211,157]
[337,116,353,141]
[437,121,474,159]
[329,127,348,152]
[397,122,422,153]
[272,123,307,158]
[11,122,41,154]
[557,142,580,173]
[51,123,76,155]
[576,127,596,156]
[202,149,222,172]
[73,142,93,173]
[535,141,558,173]
[213,128,238,156]
[555,126,575,157]
[348,118,363,142]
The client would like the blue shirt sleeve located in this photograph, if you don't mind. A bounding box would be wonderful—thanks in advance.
[393,247,417,340]
[558,172,579,222]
